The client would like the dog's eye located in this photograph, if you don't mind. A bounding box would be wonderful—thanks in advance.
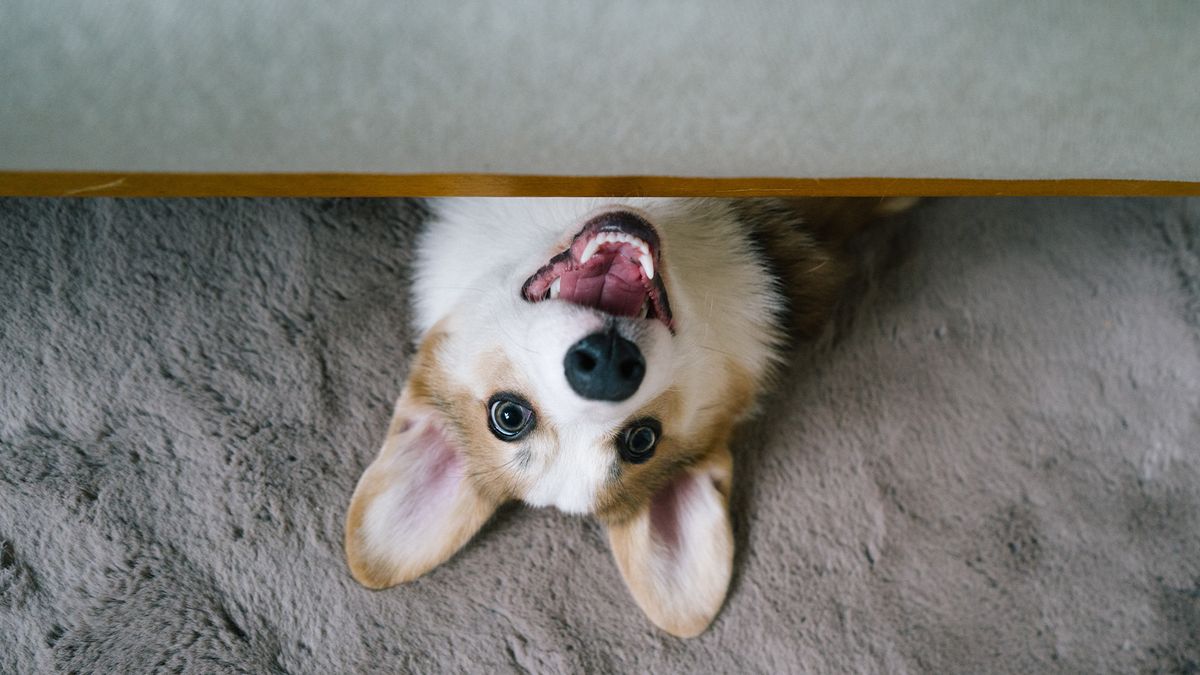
[487,393,536,441]
[618,418,661,463]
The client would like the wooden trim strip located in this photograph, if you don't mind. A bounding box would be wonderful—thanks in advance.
[1,172,1198,197]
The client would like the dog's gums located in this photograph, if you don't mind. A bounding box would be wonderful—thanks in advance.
[521,210,675,331]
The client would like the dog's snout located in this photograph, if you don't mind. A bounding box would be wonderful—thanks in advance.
[564,330,645,401]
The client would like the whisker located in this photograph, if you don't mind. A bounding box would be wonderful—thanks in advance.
[466,448,528,484]
[698,344,739,359]
[426,286,490,293]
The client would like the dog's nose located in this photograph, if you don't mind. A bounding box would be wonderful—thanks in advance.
[564,330,645,401]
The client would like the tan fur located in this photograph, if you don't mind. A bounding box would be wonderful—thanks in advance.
[344,329,501,588]
[439,349,531,503]
[595,361,753,636]
[344,423,497,588]
[606,444,734,637]
[735,197,918,341]
[593,360,754,526]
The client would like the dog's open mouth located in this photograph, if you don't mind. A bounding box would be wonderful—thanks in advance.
[521,210,674,331]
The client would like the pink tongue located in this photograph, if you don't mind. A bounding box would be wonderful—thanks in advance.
[558,248,646,317]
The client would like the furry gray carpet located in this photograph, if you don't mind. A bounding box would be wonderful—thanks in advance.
[1,198,1198,673]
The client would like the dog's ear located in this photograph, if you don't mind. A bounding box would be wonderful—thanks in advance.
[344,390,497,589]
[605,445,734,637]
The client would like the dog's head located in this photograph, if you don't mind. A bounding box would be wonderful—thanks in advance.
[346,199,787,636]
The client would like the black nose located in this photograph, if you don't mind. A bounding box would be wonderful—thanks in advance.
[564,330,646,401]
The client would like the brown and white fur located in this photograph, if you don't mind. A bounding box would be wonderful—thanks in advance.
[344,198,911,637]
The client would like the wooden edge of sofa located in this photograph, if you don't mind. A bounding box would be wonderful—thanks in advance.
[2,172,1198,198]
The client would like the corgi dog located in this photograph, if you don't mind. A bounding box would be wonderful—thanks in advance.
[344,198,912,637]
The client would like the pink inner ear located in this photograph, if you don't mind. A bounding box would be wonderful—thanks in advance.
[648,470,701,555]
[391,418,466,523]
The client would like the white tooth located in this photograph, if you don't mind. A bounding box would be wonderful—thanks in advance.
[639,301,649,318]
[640,252,655,279]
[549,277,561,299]
[635,241,650,258]
[581,238,601,263]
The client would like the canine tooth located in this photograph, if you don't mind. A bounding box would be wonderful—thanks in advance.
[581,238,601,263]
[549,277,561,299]
[640,251,655,279]
[639,301,649,319]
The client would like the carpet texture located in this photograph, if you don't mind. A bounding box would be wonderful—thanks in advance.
[1,198,1198,672]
